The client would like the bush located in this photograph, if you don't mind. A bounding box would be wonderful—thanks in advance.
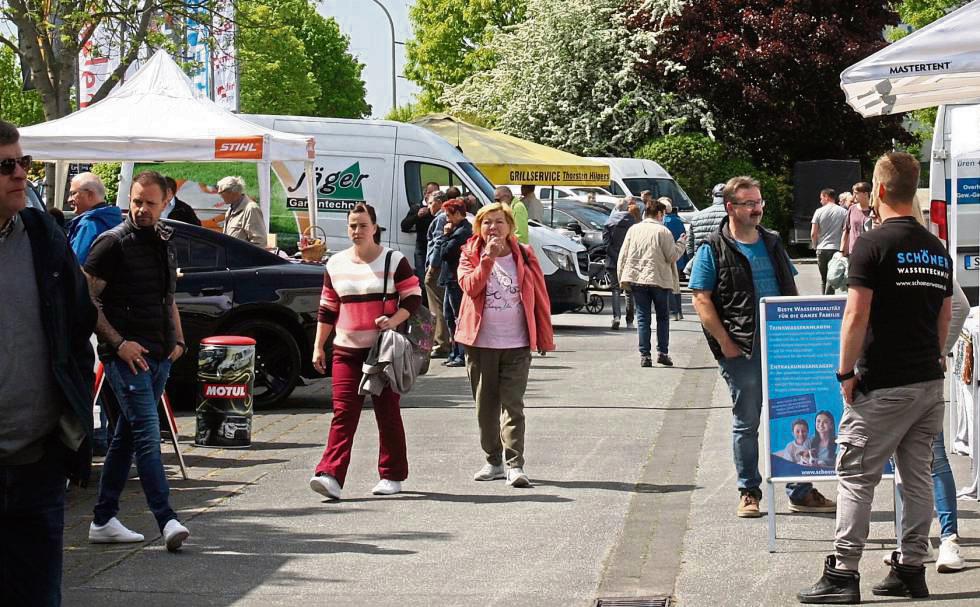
[635,133,792,238]
[91,162,122,205]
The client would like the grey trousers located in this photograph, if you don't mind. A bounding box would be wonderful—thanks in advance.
[464,346,532,468]
[424,266,450,353]
[834,379,944,568]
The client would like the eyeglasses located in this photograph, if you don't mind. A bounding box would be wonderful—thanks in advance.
[0,155,31,176]
[730,199,765,209]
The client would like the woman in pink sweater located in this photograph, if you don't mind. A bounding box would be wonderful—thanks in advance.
[308,203,421,501]
[455,203,554,488]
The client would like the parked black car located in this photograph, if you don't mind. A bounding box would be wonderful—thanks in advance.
[166,220,327,408]
[540,200,611,251]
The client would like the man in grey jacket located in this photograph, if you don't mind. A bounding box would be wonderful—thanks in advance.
[686,183,729,261]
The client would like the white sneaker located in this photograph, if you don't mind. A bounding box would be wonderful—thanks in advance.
[473,463,506,481]
[372,479,402,495]
[89,517,144,544]
[162,519,190,552]
[309,474,342,500]
[937,535,966,573]
[506,467,531,488]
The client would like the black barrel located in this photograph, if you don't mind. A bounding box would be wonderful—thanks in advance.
[195,336,256,448]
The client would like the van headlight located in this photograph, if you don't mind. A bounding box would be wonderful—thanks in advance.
[543,245,575,272]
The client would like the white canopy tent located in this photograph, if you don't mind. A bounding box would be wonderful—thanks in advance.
[18,50,318,233]
[840,0,980,117]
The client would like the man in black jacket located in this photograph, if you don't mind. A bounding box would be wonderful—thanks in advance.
[162,176,201,226]
[603,197,636,330]
[83,171,191,552]
[0,119,97,607]
[690,176,835,519]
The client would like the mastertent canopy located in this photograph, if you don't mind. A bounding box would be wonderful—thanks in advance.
[412,114,610,187]
[18,50,318,231]
[840,0,980,117]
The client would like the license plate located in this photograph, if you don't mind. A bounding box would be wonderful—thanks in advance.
[965,255,980,270]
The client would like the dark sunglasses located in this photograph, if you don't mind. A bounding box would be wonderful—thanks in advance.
[0,155,31,176]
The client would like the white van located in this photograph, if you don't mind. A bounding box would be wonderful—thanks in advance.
[243,115,589,313]
[587,157,700,220]
[929,104,980,305]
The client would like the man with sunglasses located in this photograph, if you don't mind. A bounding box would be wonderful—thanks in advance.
[0,119,97,606]
[690,176,836,519]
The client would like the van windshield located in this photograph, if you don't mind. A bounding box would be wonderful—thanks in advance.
[459,162,495,203]
[623,178,698,212]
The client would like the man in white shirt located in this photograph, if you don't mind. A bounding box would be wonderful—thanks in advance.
[811,188,847,294]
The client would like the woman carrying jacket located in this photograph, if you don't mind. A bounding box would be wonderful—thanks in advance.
[617,199,686,367]
[456,203,555,488]
[309,203,421,501]
[437,198,472,367]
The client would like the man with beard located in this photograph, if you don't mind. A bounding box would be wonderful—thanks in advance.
[690,176,836,518]
[83,171,191,552]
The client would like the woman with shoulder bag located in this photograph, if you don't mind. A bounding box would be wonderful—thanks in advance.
[309,203,422,501]
[456,203,555,488]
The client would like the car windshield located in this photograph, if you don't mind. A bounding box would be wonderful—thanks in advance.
[459,162,495,203]
[623,178,698,212]
[571,187,612,196]
[561,204,610,230]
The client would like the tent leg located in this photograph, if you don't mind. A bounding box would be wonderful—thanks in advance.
[305,160,316,231]
[117,162,135,208]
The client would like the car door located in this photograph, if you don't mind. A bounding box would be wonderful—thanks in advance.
[171,230,235,378]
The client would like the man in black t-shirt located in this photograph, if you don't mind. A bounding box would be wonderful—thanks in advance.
[799,153,953,604]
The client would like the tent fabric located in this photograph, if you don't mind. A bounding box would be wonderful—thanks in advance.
[840,0,980,117]
[18,50,314,163]
[412,114,610,186]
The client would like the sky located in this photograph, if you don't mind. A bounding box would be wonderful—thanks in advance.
[317,0,420,118]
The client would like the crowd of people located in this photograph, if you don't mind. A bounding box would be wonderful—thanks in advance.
[0,112,973,606]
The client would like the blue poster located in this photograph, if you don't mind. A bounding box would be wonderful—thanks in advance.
[763,297,846,479]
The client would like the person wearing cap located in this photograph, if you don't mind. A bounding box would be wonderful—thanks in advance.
[686,183,730,262]
[218,176,267,247]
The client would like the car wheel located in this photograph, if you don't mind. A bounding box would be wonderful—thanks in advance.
[226,318,302,409]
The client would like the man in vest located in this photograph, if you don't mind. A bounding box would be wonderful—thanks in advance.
[686,182,728,262]
[83,171,191,551]
[690,176,836,518]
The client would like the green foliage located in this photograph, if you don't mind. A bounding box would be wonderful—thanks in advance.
[0,44,44,126]
[636,133,792,236]
[237,0,370,118]
[405,0,527,110]
[238,3,319,116]
[384,102,426,123]
[896,0,967,28]
[91,162,122,204]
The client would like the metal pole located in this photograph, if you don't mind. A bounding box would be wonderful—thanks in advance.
[369,0,397,113]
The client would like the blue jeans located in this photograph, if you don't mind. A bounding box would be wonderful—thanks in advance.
[0,444,66,607]
[718,345,812,501]
[932,432,957,539]
[669,292,682,315]
[443,282,464,362]
[632,285,671,355]
[95,357,177,532]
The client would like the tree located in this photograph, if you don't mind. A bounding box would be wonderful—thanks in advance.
[0,42,43,126]
[404,0,527,110]
[896,0,968,28]
[444,0,711,156]
[237,2,318,115]
[636,1,913,170]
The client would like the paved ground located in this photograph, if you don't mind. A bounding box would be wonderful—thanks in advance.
[61,263,980,606]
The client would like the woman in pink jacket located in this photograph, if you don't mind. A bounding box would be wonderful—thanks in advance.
[455,203,555,488]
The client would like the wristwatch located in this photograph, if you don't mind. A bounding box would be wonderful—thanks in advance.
[836,369,856,383]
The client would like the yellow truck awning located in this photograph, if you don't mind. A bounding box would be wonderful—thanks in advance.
[412,114,610,187]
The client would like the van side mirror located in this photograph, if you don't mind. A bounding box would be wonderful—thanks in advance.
[565,221,583,235]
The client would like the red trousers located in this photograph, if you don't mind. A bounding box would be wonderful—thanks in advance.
[314,347,408,486]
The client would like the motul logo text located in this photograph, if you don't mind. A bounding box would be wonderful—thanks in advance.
[204,384,248,398]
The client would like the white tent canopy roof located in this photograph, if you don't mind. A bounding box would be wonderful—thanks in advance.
[18,50,314,162]
[840,0,980,117]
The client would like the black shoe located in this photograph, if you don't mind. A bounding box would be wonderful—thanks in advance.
[873,551,928,598]
[640,355,653,367]
[798,555,860,604]
[611,319,620,330]
[657,353,673,366]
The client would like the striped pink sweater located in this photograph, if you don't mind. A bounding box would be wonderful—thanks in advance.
[317,247,422,350]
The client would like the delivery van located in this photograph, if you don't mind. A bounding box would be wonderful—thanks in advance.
[929,104,980,305]
[240,115,588,313]
[587,157,699,220]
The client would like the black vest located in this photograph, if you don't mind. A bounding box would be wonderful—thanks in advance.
[96,217,177,360]
[702,218,797,360]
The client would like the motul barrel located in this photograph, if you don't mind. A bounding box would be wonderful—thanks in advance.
[195,336,256,448]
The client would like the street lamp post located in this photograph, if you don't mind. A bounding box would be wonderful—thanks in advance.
[368,0,397,114]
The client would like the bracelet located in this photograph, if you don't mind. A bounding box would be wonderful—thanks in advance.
[836,369,856,383]
[176,340,186,349]
[114,339,126,352]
